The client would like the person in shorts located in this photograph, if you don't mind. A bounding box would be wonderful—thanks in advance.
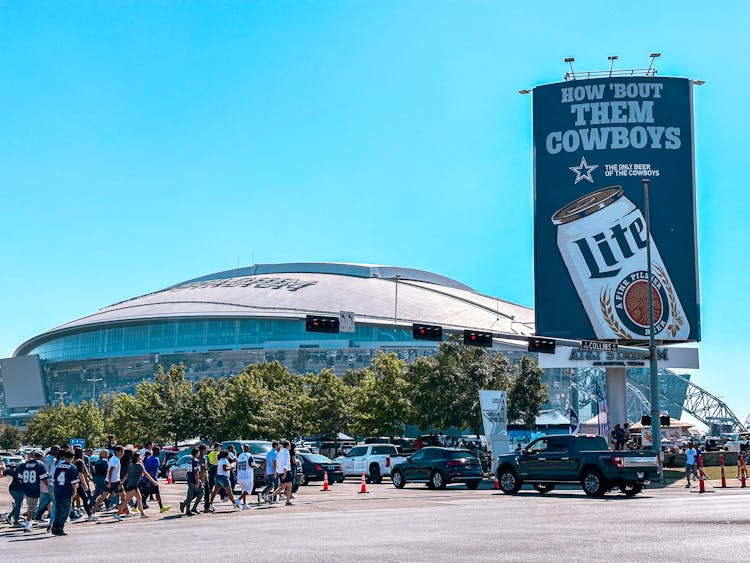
[92,445,124,520]
[236,444,256,509]
[209,451,239,511]
[118,451,158,518]
[271,441,294,506]
[140,447,169,513]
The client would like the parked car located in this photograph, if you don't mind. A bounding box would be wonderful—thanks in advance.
[495,434,658,497]
[0,453,24,470]
[298,453,343,485]
[335,443,408,484]
[702,437,722,452]
[391,447,483,490]
[170,454,194,482]
[721,432,749,453]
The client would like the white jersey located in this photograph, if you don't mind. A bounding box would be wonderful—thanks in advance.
[217,457,231,477]
[236,452,254,481]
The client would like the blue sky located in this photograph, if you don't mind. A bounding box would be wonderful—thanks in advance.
[1,1,748,422]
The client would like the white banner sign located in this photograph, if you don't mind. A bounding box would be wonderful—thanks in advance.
[537,346,699,369]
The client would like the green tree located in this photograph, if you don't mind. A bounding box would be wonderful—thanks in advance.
[246,362,306,438]
[134,364,195,445]
[301,369,353,438]
[190,376,229,441]
[24,400,78,447]
[407,339,513,434]
[0,424,24,450]
[352,352,411,437]
[68,400,106,447]
[222,371,276,439]
[507,355,549,429]
[99,392,142,444]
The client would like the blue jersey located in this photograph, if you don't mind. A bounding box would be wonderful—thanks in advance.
[16,460,49,498]
[52,462,80,500]
[141,456,159,485]
[186,458,201,484]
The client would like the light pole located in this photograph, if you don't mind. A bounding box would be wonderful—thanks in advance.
[393,274,401,327]
[86,377,103,403]
[54,390,67,404]
[642,178,662,471]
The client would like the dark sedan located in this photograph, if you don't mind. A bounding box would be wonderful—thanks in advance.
[298,453,343,485]
[391,447,483,490]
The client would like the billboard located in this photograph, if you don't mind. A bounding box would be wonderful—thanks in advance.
[0,355,47,409]
[533,76,700,342]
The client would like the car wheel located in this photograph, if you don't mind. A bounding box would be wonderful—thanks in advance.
[465,480,481,490]
[581,468,606,497]
[621,483,642,497]
[533,483,555,494]
[430,470,446,490]
[392,470,405,489]
[497,467,521,495]
[370,464,382,485]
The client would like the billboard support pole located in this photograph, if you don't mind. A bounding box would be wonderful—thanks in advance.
[643,178,662,481]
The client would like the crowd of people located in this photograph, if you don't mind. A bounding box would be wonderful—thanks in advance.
[0,434,299,537]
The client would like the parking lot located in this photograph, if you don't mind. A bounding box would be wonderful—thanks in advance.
[2,476,750,561]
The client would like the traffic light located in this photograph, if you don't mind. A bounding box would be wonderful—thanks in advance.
[641,415,651,426]
[412,323,443,341]
[527,337,556,354]
[660,415,671,427]
[305,315,340,334]
[463,330,493,347]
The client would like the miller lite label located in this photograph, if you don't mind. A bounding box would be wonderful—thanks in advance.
[552,186,689,340]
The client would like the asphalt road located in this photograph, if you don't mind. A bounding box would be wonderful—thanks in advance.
[2,477,749,561]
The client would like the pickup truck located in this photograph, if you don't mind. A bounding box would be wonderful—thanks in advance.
[495,434,658,497]
[335,443,408,484]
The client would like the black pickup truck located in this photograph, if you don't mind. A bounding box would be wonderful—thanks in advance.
[496,434,658,497]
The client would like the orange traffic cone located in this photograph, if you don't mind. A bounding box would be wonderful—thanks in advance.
[720,454,727,488]
[494,476,500,490]
[167,469,173,485]
[741,458,747,489]
[698,454,706,494]
[358,472,369,494]
[321,471,330,492]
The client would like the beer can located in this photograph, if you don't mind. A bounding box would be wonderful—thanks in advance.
[552,186,689,341]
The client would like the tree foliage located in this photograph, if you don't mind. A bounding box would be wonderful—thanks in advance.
[0,424,24,450]
[20,349,550,448]
[507,355,549,429]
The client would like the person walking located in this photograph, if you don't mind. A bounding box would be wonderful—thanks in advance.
[91,449,110,507]
[205,443,221,509]
[259,441,279,503]
[236,444,255,509]
[141,447,169,513]
[7,458,26,528]
[72,459,98,522]
[34,445,60,523]
[684,443,700,488]
[209,451,239,511]
[50,450,79,536]
[91,445,124,520]
[271,441,294,506]
[181,447,203,517]
[118,451,158,518]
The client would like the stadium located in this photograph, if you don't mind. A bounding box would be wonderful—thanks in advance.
[2,262,742,431]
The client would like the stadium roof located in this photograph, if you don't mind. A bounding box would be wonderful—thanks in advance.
[16,262,534,355]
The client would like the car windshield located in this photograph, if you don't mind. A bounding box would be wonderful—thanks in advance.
[303,454,334,463]
[248,443,273,455]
